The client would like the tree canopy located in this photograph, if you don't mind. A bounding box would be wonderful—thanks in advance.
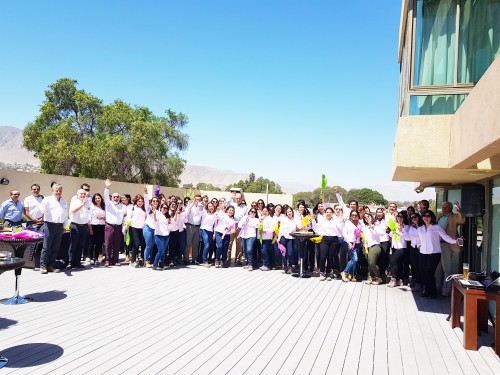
[23,78,189,186]
[226,173,283,194]
[293,186,388,207]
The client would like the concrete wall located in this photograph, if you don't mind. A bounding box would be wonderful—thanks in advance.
[452,57,500,169]
[0,169,293,206]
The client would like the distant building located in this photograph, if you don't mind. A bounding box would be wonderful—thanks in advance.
[392,1,500,274]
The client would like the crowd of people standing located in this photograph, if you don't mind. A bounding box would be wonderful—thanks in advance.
[0,181,464,299]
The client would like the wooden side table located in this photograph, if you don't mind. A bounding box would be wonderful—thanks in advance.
[451,277,500,354]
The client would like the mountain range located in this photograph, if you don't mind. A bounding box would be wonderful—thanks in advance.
[0,126,434,200]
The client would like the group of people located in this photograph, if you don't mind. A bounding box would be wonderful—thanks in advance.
[0,182,465,298]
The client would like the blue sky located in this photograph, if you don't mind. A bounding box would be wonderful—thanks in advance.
[0,1,427,199]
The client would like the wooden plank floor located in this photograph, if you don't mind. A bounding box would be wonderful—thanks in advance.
[0,263,499,374]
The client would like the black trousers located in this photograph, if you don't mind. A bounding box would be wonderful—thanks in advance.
[319,236,340,273]
[421,253,441,296]
[130,226,145,262]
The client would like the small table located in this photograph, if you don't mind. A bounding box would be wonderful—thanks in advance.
[0,237,43,305]
[0,257,25,369]
[289,231,316,279]
[451,277,500,354]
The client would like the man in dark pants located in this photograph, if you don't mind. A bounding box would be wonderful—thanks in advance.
[39,184,68,274]
[103,179,127,267]
[68,189,90,269]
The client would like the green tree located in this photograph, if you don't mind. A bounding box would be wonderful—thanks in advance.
[23,78,189,186]
[346,188,388,206]
[197,182,221,191]
[226,175,283,194]
[293,186,348,207]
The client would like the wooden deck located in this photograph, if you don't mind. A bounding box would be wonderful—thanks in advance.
[0,263,499,374]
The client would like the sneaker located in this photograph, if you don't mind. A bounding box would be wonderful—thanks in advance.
[365,276,373,285]
[397,279,404,287]
[259,266,270,271]
[341,271,349,282]
[349,274,356,282]
[387,278,397,287]
[145,261,152,268]
[327,275,332,281]
[90,260,95,265]
[40,267,48,274]
[104,261,110,267]
[319,272,326,281]
[125,255,130,262]
[169,261,176,268]
[247,266,253,271]
[371,277,383,285]
[203,262,211,268]
[130,262,136,267]
[85,257,91,262]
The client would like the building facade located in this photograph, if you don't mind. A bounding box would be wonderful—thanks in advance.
[393,0,500,276]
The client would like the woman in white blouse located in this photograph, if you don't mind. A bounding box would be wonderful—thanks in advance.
[387,211,409,287]
[361,213,386,285]
[258,207,275,271]
[88,193,106,265]
[151,203,176,270]
[200,203,217,266]
[277,206,301,273]
[126,194,147,267]
[238,208,260,270]
[214,205,237,268]
[312,207,343,281]
[341,210,363,282]
[416,210,459,299]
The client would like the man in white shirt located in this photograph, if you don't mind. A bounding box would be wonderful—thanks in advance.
[103,179,127,267]
[23,183,44,228]
[39,184,68,274]
[68,189,90,269]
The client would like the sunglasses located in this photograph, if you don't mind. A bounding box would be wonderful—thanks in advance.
[411,216,419,219]
[249,211,256,214]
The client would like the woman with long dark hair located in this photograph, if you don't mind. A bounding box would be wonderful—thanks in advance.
[89,193,106,265]
[374,208,390,281]
[126,194,147,267]
[361,212,385,285]
[417,210,459,299]
[403,212,424,292]
[312,207,343,281]
[200,202,217,267]
[387,210,409,287]
[214,205,237,268]
[341,210,363,282]
[278,206,301,274]
[238,208,260,270]
[143,185,160,268]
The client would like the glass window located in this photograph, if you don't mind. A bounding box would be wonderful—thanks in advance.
[458,0,500,83]
[414,0,456,86]
[409,94,468,115]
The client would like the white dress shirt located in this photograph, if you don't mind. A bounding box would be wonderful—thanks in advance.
[104,188,127,225]
[70,199,90,225]
[417,224,457,255]
[40,195,68,224]
[312,216,343,237]
[126,205,147,229]
[278,217,302,240]
[200,210,217,232]
[24,195,43,220]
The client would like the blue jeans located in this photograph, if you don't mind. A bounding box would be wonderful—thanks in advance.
[154,235,169,266]
[344,242,361,274]
[279,237,295,267]
[215,232,230,262]
[242,237,256,266]
[200,229,213,263]
[261,239,273,267]
[143,225,155,262]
